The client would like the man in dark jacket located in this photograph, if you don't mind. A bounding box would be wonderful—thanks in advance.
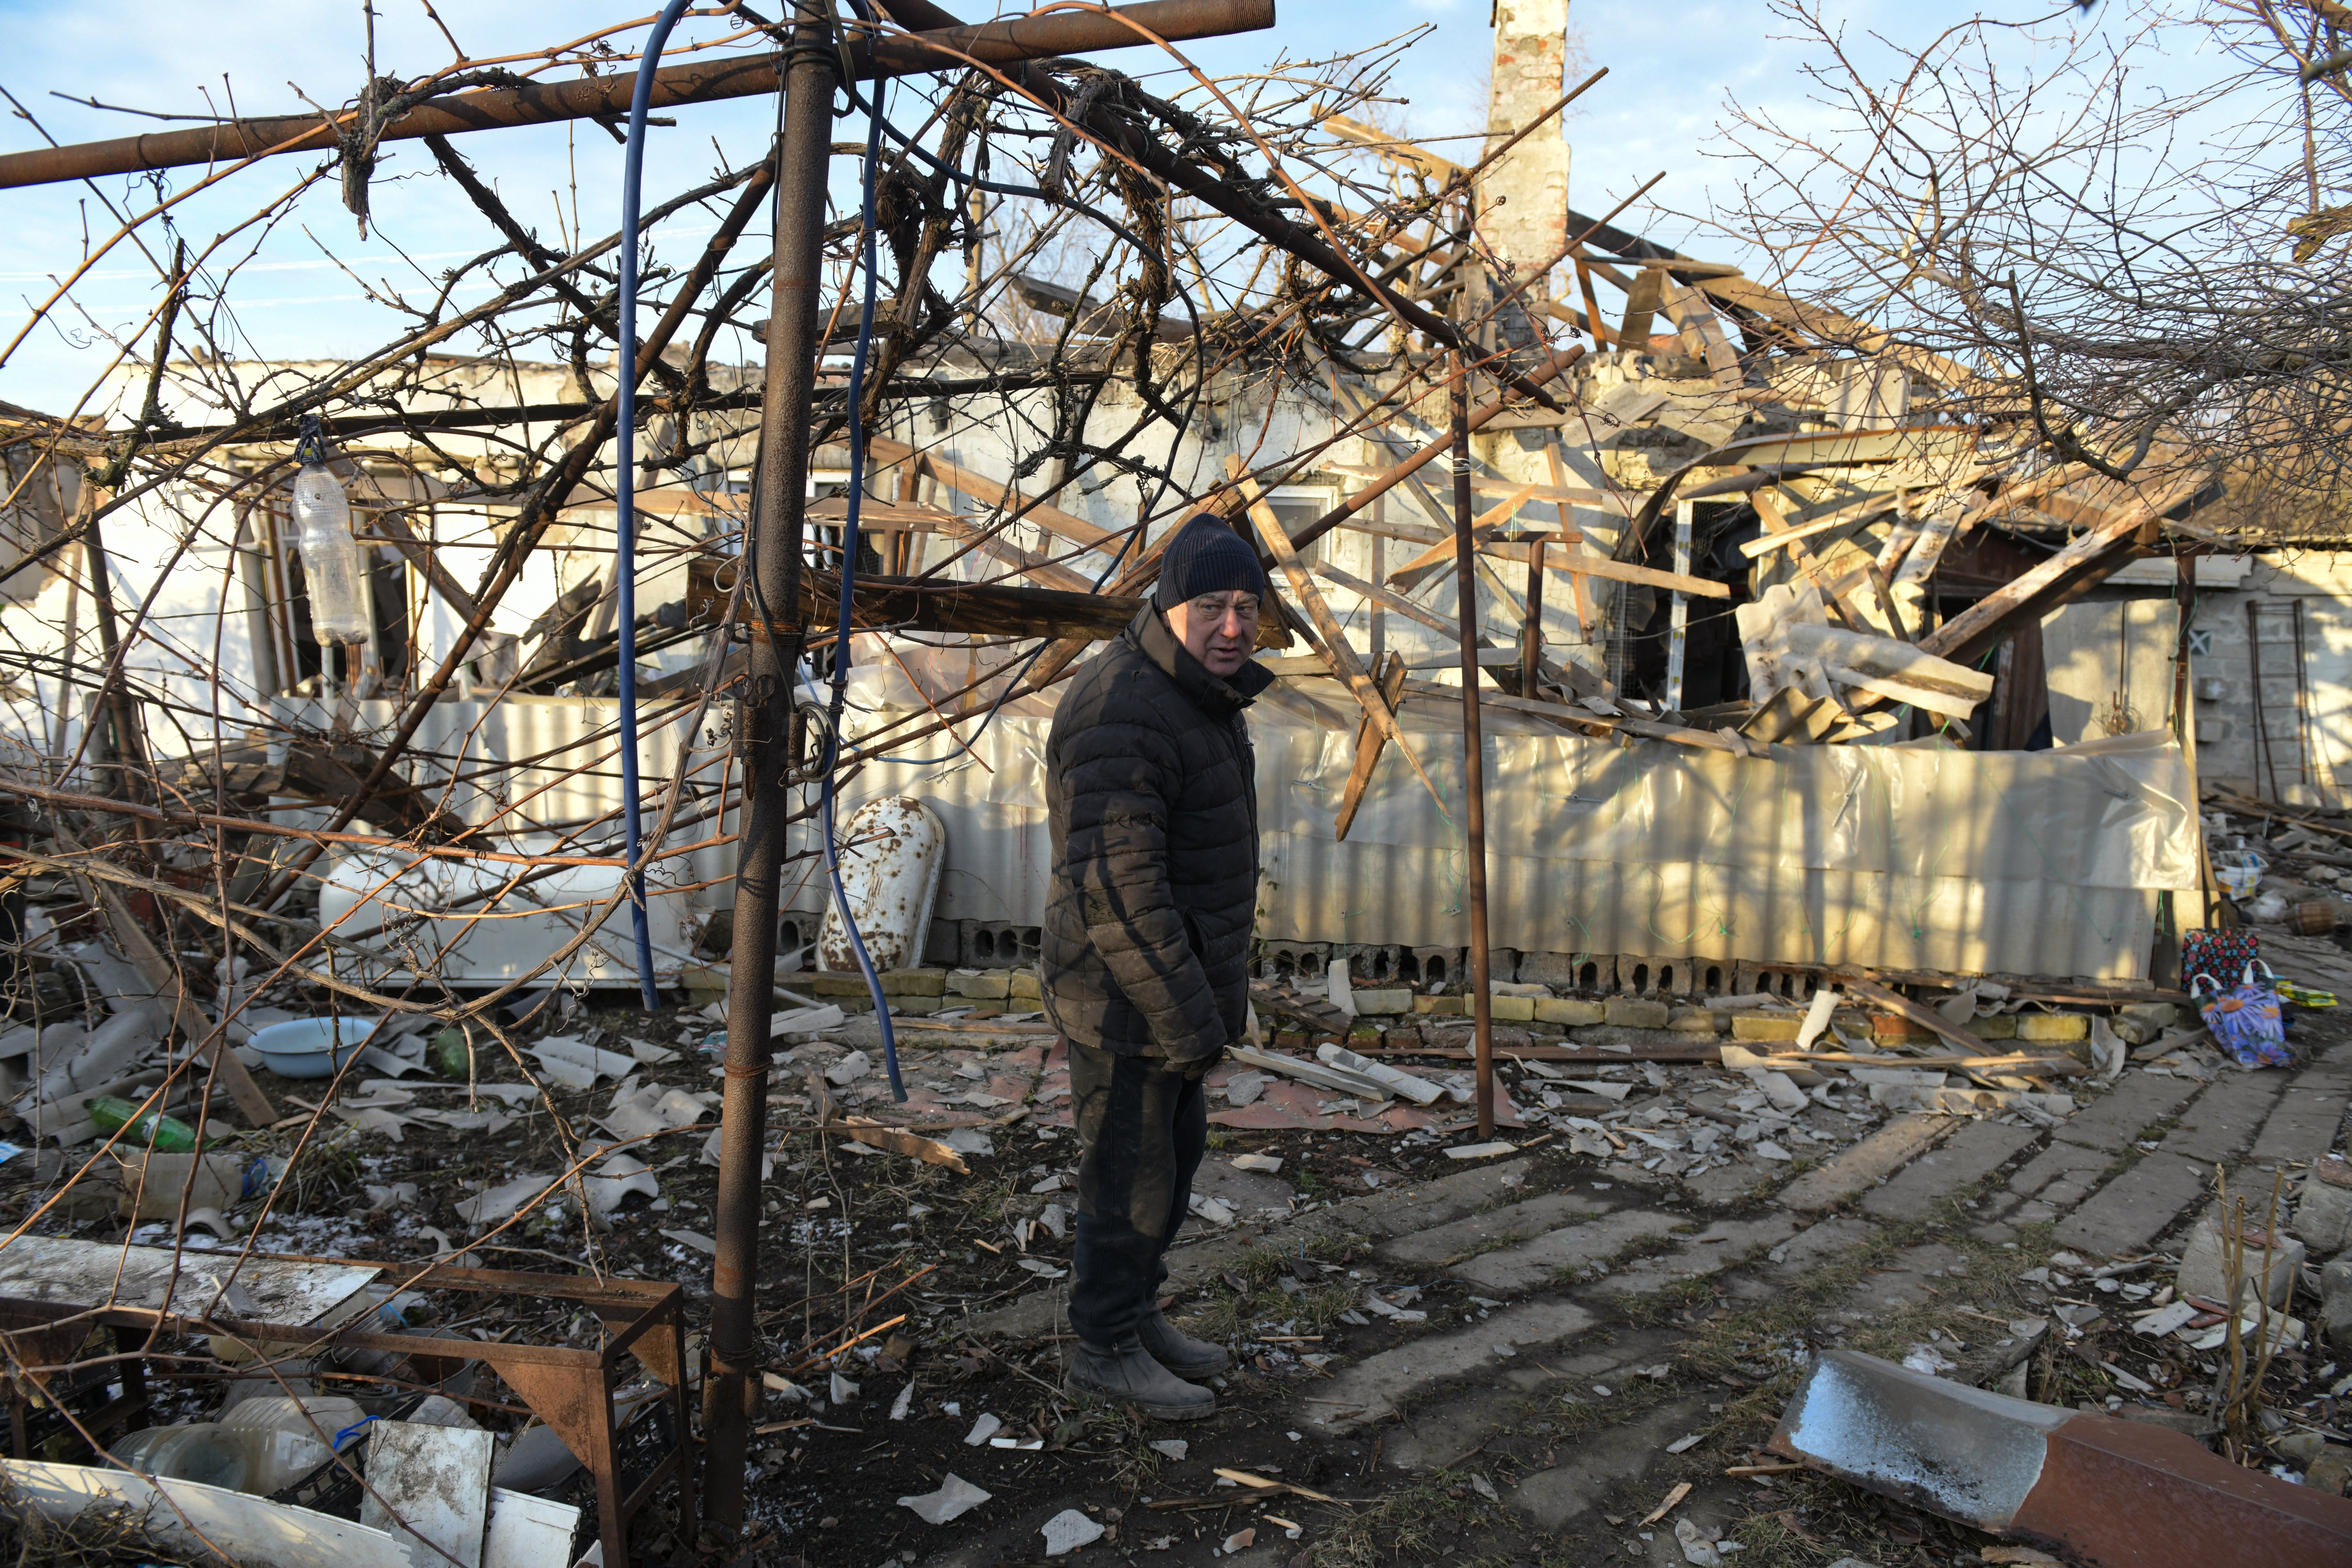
[1042,513,1271,1420]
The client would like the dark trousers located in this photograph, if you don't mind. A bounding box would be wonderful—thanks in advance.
[1066,1040,1207,1348]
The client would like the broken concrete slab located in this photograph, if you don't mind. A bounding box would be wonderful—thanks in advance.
[2247,1059,2352,1167]
[1449,1208,1683,1293]
[1769,1348,2352,1565]
[1593,1215,1806,1298]
[1777,1115,1955,1211]
[964,1158,1542,1339]
[1859,1121,2038,1223]
[1375,1191,1612,1269]
[2159,1070,2287,1164]
[1305,1298,1597,1429]
[2054,1152,2210,1257]
[2053,1070,2199,1152]
[2003,1140,2112,1199]
[1510,1394,1714,1530]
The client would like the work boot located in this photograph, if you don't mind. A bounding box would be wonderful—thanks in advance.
[1137,1309,1230,1378]
[1065,1338,1217,1421]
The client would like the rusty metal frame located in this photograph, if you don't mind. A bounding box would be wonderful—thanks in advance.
[0,1259,691,1568]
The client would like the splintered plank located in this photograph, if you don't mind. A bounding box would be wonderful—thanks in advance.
[1334,653,1408,841]
[1387,483,1541,592]
[1230,456,1447,816]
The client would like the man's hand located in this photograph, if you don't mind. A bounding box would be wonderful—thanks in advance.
[1160,1036,1225,1078]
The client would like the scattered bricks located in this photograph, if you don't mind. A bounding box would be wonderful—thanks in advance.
[1346,1022,1383,1045]
[1731,1012,1804,1042]
[1407,947,1466,987]
[2054,1152,2209,1257]
[1965,1014,2020,1042]
[1257,940,1330,985]
[1779,1116,1955,1212]
[2055,1070,2197,1153]
[2109,1004,2183,1046]
[681,962,729,1002]
[2016,1012,2090,1043]
[808,971,873,997]
[1666,1005,1720,1035]
[1490,994,1536,1023]
[1009,970,1042,1004]
[2158,1070,2286,1164]
[1415,995,1465,1017]
[1871,1013,1932,1042]
[1353,988,1414,1016]
[1616,955,1696,997]
[1383,1026,1422,1050]
[1274,1029,1308,1051]
[1603,996,1671,1030]
[1535,997,1605,1027]
[1514,951,1583,988]
[947,969,1012,1000]
[958,920,1040,967]
[892,996,942,1015]
[880,969,945,997]
[1736,964,1821,1004]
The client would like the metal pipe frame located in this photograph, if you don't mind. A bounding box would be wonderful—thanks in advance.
[0,1263,691,1568]
[701,0,838,1537]
[1449,363,1495,1137]
[0,0,1276,191]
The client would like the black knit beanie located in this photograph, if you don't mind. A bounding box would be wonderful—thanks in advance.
[1154,514,1267,610]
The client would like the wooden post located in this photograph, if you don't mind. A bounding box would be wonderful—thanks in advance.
[1450,360,1494,1138]
[1521,534,1545,697]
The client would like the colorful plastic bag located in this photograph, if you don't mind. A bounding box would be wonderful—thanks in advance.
[2180,928,2260,992]
[2193,962,2292,1068]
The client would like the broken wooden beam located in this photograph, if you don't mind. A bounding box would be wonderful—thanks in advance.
[1231,458,1446,816]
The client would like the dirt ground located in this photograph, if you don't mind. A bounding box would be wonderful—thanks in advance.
[3,989,2346,1568]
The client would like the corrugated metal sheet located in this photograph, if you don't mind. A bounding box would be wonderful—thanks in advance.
[294,689,2195,984]
[808,711,2195,982]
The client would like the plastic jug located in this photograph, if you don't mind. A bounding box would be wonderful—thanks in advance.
[219,1395,369,1494]
[109,1423,250,1491]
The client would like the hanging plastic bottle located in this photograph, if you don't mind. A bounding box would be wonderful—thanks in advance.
[291,414,373,647]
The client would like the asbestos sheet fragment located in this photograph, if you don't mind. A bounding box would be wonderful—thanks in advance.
[1041,1508,1107,1556]
[899,1472,990,1525]
[529,1036,635,1090]
[454,1174,558,1225]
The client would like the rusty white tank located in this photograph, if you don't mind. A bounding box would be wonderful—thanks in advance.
[819,796,947,974]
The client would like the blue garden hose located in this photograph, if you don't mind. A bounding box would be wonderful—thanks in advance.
[614,0,699,1011]
[621,3,903,1093]
[824,0,906,1102]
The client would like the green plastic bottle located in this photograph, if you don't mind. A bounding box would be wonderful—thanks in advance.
[88,1097,205,1152]
[430,1027,471,1080]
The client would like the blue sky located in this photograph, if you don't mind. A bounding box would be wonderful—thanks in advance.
[0,1,2205,418]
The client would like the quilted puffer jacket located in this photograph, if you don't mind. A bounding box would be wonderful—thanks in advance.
[1039,605,1269,1061]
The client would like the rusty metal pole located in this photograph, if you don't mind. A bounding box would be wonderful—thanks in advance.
[1450,359,1495,1138]
[705,0,833,1533]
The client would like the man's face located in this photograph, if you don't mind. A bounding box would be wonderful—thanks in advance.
[1165,590,1261,678]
